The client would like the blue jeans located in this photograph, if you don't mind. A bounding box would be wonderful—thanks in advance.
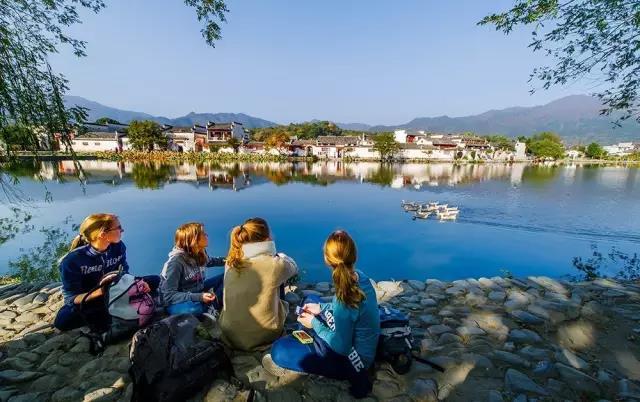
[54,274,161,332]
[270,295,372,398]
[166,274,224,316]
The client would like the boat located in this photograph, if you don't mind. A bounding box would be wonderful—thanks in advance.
[437,209,459,221]
[413,210,431,220]
[425,202,440,212]
[403,203,419,212]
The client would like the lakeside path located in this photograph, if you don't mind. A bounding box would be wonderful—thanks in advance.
[1,277,639,401]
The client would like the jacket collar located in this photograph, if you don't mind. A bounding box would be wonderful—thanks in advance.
[242,241,276,259]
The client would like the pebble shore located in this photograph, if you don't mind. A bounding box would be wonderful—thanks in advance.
[1,276,640,401]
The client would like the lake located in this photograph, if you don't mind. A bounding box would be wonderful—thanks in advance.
[1,160,638,283]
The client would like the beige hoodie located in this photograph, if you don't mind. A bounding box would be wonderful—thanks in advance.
[220,241,298,351]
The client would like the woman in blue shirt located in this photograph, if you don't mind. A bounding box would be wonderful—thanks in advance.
[264,230,380,398]
[54,213,159,333]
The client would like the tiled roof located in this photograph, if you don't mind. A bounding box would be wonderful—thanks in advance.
[75,132,120,140]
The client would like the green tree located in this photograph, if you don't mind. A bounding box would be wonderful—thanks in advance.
[127,120,167,151]
[484,134,515,151]
[527,131,566,160]
[0,0,228,165]
[95,117,122,125]
[226,137,241,153]
[131,163,171,189]
[585,142,606,159]
[480,1,640,122]
[264,131,291,154]
[372,133,400,160]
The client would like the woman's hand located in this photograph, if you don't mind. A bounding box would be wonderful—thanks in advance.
[139,280,151,293]
[202,292,216,304]
[297,312,314,329]
[302,303,321,316]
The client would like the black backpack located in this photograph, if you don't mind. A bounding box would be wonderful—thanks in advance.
[128,314,233,402]
[377,305,415,374]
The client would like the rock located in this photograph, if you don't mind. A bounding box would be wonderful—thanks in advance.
[375,281,404,302]
[557,321,595,351]
[504,291,530,310]
[418,315,439,326]
[14,312,40,323]
[0,310,17,319]
[488,390,504,402]
[266,388,302,402]
[492,351,531,368]
[510,310,545,325]
[545,378,565,394]
[0,389,17,402]
[555,349,589,370]
[0,369,41,384]
[11,292,38,307]
[32,293,49,304]
[315,282,330,293]
[437,333,462,345]
[504,368,549,396]
[0,294,26,306]
[14,351,39,364]
[407,280,426,292]
[31,374,64,392]
[301,290,322,297]
[528,276,569,295]
[456,326,486,337]
[0,358,33,371]
[581,301,608,323]
[83,387,119,402]
[488,291,506,302]
[420,298,437,307]
[372,380,403,400]
[445,287,466,296]
[518,346,550,361]
[8,393,43,402]
[597,369,614,387]
[407,378,438,402]
[555,363,600,394]
[618,379,640,399]
[427,324,452,336]
[527,304,568,325]
[508,329,542,344]
[204,379,239,401]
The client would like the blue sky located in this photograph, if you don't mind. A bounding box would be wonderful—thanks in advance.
[53,0,591,125]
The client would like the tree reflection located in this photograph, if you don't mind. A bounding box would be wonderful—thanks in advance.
[521,165,561,186]
[131,163,171,190]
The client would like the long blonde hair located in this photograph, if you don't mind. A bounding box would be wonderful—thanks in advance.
[324,230,365,308]
[69,213,118,251]
[174,222,208,266]
[226,217,270,269]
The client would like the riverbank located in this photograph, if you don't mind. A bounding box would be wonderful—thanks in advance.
[1,276,639,401]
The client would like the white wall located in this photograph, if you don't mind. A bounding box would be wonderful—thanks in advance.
[71,139,120,152]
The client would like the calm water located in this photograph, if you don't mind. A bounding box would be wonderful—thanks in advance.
[1,160,639,282]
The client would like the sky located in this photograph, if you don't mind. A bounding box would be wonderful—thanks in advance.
[52,0,593,125]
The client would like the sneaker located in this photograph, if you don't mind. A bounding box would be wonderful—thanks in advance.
[202,305,219,322]
[262,354,304,378]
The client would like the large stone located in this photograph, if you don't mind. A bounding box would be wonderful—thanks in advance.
[518,346,550,361]
[315,282,330,293]
[31,374,65,392]
[0,370,41,383]
[0,358,33,371]
[8,393,43,402]
[456,326,486,337]
[488,291,506,302]
[504,368,549,396]
[284,292,301,306]
[437,333,462,345]
[492,351,531,368]
[581,301,608,323]
[407,280,426,291]
[618,379,640,400]
[407,378,438,402]
[555,363,600,394]
[487,390,504,402]
[510,310,545,325]
[32,293,49,304]
[52,386,83,402]
[427,324,452,336]
[83,387,119,402]
[418,314,439,326]
[508,329,542,344]
[528,276,569,295]
[420,298,438,307]
[0,294,26,306]
[555,349,589,370]
[11,292,38,307]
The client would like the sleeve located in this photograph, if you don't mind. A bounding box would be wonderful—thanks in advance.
[311,302,355,356]
[119,242,130,274]
[273,253,298,284]
[160,259,201,305]
[60,256,82,305]
[206,256,226,267]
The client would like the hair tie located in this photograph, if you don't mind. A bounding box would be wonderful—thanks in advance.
[239,224,244,231]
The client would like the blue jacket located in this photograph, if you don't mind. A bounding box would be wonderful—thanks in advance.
[59,242,129,305]
[311,270,380,367]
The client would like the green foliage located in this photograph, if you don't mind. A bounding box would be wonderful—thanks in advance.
[127,120,167,151]
[366,164,395,186]
[0,208,34,246]
[8,224,74,283]
[484,135,515,151]
[372,133,400,160]
[526,131,565,159]
[95,117,122,125]
[226,137,241,153]
[264,131,291,150]
[480,0,640,122]
[252,121,343,141]
[585,142,606,159]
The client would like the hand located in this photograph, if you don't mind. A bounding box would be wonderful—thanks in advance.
[297,312,314,329]
[202,292,216,304]
[99,273,118,286]
[139,280,151,293]
[302,303,321,316]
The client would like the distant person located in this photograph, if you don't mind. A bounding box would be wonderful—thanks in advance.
[219,217,298,351]
[159,222,225,317]
[54,213,160,332]
[264,230,380,399]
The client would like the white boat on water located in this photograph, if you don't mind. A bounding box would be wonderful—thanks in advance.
[413,210,431,220]
[437,209,459,221]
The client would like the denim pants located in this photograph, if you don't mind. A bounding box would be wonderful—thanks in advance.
[270,295,372,398]
[165,274,224,316]
[54,275,161,332]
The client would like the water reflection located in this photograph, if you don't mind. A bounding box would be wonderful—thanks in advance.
[11,159,585,191]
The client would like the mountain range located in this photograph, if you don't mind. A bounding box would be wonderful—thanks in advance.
[65,95,639,144]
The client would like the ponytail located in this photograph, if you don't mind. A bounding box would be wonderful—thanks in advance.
[324,230,364,308]
[69,234,88,251]
[69,213,117,251]
[226,218,271,270]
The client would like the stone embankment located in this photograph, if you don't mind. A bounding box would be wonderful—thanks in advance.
[1,276,639,401]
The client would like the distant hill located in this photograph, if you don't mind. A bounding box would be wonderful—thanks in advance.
[364,95,639,144]
[64,96,277,129]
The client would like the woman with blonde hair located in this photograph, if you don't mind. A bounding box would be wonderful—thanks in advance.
[160,222,226,316]
[219,217,298,351]
[264,230,380,399]
[54,213,159,332]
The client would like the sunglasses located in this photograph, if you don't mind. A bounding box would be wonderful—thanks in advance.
[108,225,124,233]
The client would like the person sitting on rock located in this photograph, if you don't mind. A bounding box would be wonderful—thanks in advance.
[159,222,225,317]
[54,213,160,333]
[263,230,380,399]
[219,217,298,351]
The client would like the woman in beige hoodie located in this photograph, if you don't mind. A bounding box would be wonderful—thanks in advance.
[219,217,298,351]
